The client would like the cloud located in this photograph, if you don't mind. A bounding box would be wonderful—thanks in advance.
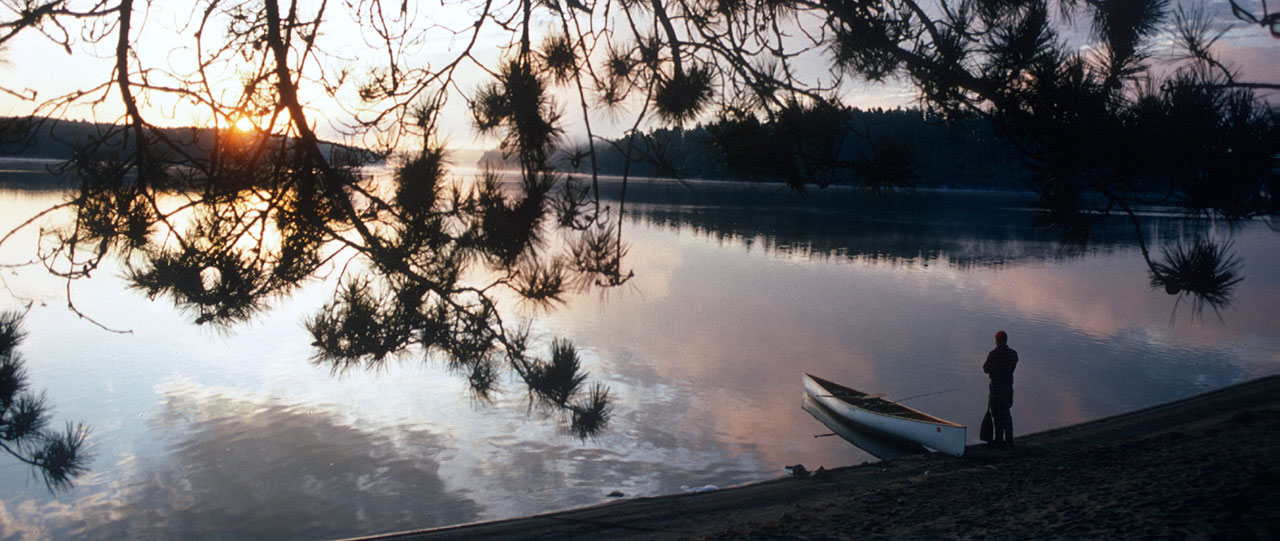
[2,386,481,539]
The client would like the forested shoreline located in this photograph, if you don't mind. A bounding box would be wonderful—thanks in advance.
[0,116,375,176]
[481,107,1028,189]
[5,110,1029,190]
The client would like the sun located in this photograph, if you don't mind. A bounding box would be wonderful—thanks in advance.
[232,116,255,133]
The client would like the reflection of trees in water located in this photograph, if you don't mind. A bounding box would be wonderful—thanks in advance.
[0,0,1270,484]
[3,389,480,539]
[616,183,1213,269]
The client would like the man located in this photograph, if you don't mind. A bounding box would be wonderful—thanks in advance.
[983,330,1018,446]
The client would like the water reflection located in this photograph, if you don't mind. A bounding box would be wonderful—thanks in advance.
[4,132,621,439]
[0,385,480,539]
[0,311,90,492]
[0,181,1275,539]
[603,179,1256,324]
[547,187,1277,473]
[601,179,1198,267]
[801,395,927,460]
[0,158,74,189]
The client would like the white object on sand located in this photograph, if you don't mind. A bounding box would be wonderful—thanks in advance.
[803,373,967,457]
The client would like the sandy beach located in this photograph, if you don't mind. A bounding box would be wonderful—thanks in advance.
[360,375,1279,540]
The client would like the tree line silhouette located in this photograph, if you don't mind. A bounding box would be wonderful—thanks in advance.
[0,117,376,164]
[483,106,1026,189]
[0,0,1275,491]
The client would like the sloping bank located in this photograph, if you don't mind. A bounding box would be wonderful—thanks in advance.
[354,376,1279,540]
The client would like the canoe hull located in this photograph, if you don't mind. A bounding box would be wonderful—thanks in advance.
[804,374,967,457]
[802,394,929,460]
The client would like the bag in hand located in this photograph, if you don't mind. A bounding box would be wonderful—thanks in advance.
[979,409,994,442]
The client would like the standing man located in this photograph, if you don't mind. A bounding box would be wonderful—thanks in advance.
[984,330,1018,446]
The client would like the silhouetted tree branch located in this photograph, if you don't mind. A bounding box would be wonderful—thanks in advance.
[0,311,91,491]
[0,0,1275,437]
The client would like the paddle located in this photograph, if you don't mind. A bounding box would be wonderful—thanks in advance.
[819,389,958,403]
[894,388,958,402]
[816,393,884,401]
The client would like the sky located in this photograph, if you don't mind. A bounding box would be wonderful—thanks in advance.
[0,0,1275,151]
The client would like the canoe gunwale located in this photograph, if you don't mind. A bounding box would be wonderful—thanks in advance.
[804,374,962,427]
[803,373,967,457]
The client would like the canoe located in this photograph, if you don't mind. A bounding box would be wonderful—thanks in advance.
[803,373,967,457]
[802,393,928,460]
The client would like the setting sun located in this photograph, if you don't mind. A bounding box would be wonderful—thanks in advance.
[232,116,255,133]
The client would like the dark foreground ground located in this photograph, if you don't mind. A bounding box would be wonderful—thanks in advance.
[357,376,1279,540]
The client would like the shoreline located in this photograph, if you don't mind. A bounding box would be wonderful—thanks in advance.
[356,375,1279,540]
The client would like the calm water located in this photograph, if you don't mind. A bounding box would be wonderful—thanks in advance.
[1,161,1277,539]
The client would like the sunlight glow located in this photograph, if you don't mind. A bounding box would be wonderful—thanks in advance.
[232,116,255,133]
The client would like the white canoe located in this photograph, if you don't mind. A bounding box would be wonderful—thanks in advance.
[802,394,929,460]
[803,373,966,457]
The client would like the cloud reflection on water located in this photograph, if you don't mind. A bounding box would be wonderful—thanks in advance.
[0,182,1274,538]
[544,184,1278,472]
[0,383,480,540]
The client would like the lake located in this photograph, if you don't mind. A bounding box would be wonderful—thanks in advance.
[1,160,1277,538]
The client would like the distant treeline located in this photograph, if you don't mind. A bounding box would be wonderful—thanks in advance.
[481,107,1027,189]
[0,116,377,167]
[4,111,1027,190]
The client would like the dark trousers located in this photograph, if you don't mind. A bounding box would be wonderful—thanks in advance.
[988,383,1014,442]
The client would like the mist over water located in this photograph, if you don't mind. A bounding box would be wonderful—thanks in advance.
[1,170,1276,538]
